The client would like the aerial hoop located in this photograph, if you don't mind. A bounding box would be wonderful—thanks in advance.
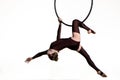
[54,0,93,26]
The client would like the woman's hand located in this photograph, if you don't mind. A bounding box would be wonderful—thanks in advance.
[58,18,62,23]
[25,57,32,63]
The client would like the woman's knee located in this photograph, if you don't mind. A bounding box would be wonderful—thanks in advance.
[73,19,82,23]
[73,19,79,23]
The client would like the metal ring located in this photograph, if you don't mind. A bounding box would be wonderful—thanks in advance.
[54,0,93,26]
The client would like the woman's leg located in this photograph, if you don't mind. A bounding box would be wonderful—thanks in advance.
[78,47,107,77]
[71,19,81,42]
[78,47,100,71]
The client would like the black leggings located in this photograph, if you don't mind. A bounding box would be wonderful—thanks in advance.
[78,47,100,71]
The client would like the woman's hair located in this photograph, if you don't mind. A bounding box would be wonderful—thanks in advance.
[48,52,58,61]
[47,49,58,61]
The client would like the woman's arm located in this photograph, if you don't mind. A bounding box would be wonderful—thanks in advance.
[25,50,48,63]
[57,18,62,40]
[32,50,48,59]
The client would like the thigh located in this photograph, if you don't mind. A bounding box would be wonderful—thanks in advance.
[67,38,80,51]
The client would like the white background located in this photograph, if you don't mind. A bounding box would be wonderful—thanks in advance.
[0,0,120,80]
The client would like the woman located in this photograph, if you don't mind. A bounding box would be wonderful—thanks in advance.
[25,18,107,77]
